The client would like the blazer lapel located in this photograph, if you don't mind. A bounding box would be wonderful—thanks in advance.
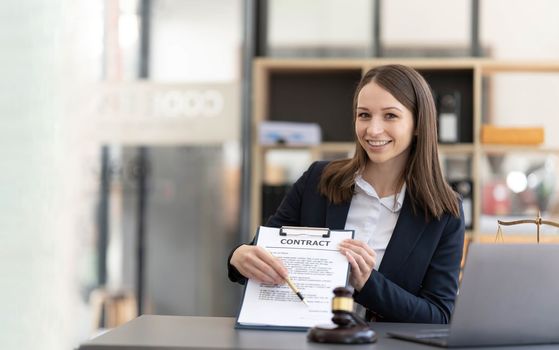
[325,201,351,230]
[379,194,428,277]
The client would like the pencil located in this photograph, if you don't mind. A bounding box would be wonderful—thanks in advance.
[284,276,309,307]
[263,248,309,306]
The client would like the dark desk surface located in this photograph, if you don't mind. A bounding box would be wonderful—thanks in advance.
[79,315,559,350]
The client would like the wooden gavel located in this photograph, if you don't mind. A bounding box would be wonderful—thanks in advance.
[307,287,377,344]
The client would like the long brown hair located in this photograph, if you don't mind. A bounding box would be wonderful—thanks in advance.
[318,64,460,220]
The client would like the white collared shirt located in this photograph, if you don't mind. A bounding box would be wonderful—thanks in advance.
[344,175,406,270]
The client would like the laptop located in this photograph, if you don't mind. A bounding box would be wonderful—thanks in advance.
[388,243,559,347]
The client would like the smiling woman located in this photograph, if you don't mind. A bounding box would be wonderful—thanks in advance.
[229,64,465,324]
[320,65,458,219]
[354,82,415,189]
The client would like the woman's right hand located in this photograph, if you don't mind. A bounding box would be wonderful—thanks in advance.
[230,245,288,284]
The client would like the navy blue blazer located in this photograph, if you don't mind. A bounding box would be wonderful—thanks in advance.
[228,161,465,324]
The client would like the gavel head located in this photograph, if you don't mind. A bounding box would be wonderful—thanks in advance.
[331,287,355,327]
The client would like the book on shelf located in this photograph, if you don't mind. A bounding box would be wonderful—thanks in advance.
[481,125,544,145]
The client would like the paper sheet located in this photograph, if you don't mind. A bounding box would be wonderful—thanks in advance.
[236,226,353,329]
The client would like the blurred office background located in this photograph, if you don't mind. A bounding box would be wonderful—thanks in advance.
[2,0,559,349]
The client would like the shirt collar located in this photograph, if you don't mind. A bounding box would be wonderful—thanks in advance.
[354,175,406,213]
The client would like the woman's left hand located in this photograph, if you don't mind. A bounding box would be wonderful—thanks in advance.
[339,239,377,291]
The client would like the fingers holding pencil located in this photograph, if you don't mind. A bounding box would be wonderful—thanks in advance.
[231,245,288,284]
[231,245,309,306]
[263,249,309,307]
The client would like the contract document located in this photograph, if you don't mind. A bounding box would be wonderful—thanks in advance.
[235,226,353,331]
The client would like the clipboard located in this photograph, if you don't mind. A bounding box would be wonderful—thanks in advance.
[279,226,331,237]
[235,225,354,331]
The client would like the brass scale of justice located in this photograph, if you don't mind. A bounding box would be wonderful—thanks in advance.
[309,213,559,345]
[494,211,559,243]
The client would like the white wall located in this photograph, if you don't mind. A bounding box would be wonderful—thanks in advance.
[481,0,559,59]
[269,0,372,47]
[481,0,559,147]
[0,1,103,349]
[270,0,559,147]
[383,0,470,47]
[150,0,242,82]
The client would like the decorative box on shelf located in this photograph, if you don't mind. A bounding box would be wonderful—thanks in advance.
[481,125,544,145]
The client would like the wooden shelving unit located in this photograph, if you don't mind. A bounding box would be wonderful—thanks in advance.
[251,58,559,243]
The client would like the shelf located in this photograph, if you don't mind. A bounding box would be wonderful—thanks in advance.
[256,58,559,74]
[261,142,353,152]
[262,143,475,155]
[255,58,366,70]
[439,144,475,154]
[480,60,559,73]
[480,144,559,154]
[266,69,361,142]
[251,57,559,237]
[255,58,481,71]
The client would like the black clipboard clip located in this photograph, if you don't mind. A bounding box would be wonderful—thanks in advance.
[279,226,331,238]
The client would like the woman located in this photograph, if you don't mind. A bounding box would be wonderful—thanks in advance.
[228,64,465,324]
